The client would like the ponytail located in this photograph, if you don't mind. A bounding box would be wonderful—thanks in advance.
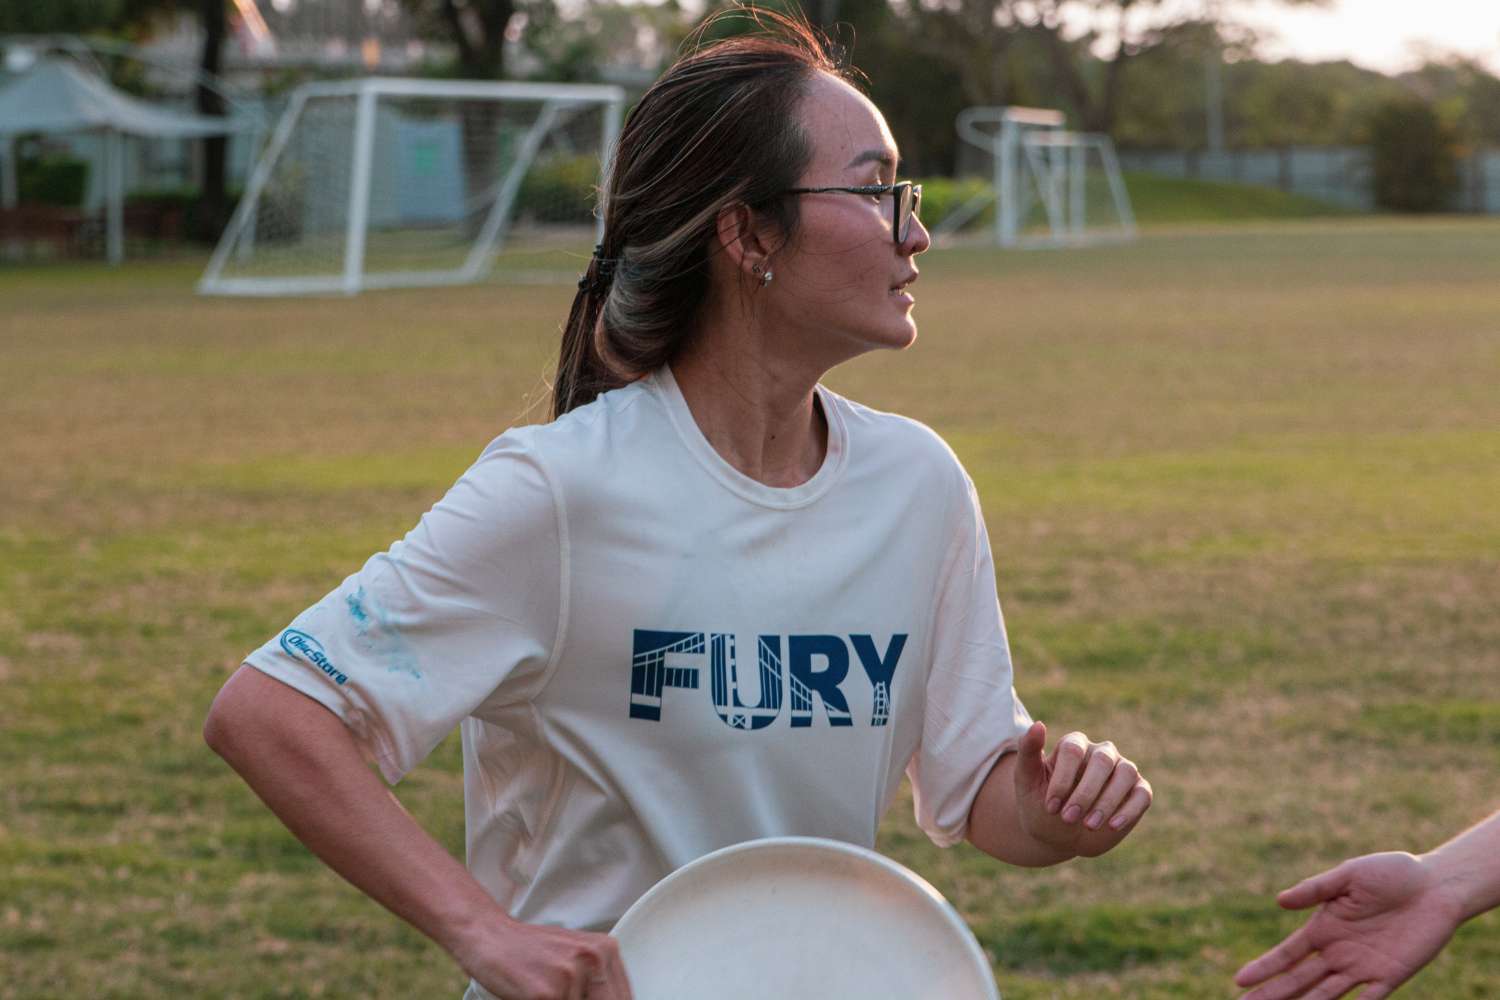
[552,252,624,419]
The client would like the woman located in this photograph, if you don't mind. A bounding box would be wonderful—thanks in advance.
[204,13,1153,1000]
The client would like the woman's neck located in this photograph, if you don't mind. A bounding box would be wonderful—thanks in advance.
[670,341,828,489]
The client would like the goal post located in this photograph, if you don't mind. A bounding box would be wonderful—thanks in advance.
[199,77,626,296]
[931,106,1136,249]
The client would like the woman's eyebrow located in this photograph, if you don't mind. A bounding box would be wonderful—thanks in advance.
[845,148,898,172]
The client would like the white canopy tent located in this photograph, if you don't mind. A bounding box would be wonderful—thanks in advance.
[0,57,253,264]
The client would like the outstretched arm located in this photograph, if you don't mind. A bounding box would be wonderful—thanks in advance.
[1234,808,1500,1000]
[204,666,632,1000]
[966,720,1153,867]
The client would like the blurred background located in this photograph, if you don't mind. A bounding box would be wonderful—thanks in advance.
[3,3,1498,998]
[2,0,1499,264]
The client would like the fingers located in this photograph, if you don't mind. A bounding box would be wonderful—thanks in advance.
[1278,863,1352,911]
[1235,924,1316,988]
[1077,754,1141,830]
[1058,741,1120,825]
[1301,973,1359,1000]
[1240,953,1328,1000]
[1043,731,1092,815]
[1107,777,1152,831]
[1046,733,1147,832]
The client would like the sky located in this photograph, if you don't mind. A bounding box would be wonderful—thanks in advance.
[1237,0,1500,75]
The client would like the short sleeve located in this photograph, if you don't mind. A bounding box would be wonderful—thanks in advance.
[907,474,1032,847]
[243,432,562,784]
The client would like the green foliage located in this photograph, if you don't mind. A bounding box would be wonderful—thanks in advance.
[516,153,598,223]
[0,0,181,35]
[0,0,125,32]
[917,176,993,231]
[848,0,970,178]
[17,155,89,207]
[1368,98,1460,212]
[1405,58,1500,145]
[125,186,198,211]
[1113,46,1410,150]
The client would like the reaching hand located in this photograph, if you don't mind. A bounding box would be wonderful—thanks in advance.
[1234,852,1465,1000]
[1012,720,1152,858]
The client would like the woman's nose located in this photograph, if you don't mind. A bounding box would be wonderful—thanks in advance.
[902,213,931,256]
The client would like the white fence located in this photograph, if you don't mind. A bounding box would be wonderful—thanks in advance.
[1117,146,1500,214]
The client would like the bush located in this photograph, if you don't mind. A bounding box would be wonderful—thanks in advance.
[1368,98,1459,212]
[916,176,994,234]
[517,154,598,224]
[18,155,89,207]
[126,186,196,209]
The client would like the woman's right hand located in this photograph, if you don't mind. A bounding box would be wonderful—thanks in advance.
[452,913,634,1000]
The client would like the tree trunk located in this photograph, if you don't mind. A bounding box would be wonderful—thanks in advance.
[442,0,516,236]
[195,0,228,242]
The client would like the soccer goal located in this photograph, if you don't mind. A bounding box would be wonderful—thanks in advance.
[199,77,625,296]
[931,106,1136,249]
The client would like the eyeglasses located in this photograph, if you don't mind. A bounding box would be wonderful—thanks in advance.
[781,181,923,245]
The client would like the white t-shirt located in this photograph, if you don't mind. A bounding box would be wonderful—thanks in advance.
[246,365,1032,941]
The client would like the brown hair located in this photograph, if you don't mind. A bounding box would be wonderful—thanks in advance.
[551,8,849,418]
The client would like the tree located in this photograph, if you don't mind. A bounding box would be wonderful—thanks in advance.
[837,0,970,177]
[516,0,683,83]
[903,0,1329,139]
[194,0,229,239]
[1369,97,1459,212]
[397,0,518,79]
[0,0,127,32]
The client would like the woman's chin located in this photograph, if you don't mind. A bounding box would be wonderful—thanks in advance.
[882,317,919,351]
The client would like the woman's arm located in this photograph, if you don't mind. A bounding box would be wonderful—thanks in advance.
[966,721,1153,867]
[204,666,631,1000]
[1234,809,1500,1000]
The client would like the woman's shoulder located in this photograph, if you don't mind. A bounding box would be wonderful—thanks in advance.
[825,387,971,485]
[491,379,654,451]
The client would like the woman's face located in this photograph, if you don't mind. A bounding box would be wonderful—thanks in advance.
[765,72,931,363]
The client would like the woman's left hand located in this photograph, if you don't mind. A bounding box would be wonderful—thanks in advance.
[1012,720,1153,858]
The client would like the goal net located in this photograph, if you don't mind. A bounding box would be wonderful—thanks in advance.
[931,106,1136,249]
[199,78,624,296]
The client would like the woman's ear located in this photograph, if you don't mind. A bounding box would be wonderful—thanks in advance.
[714,201,779,282]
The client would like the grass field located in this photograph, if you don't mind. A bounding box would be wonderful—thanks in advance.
[3,216,1499,998]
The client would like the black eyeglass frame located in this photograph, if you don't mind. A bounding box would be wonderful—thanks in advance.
[781,181,922,244]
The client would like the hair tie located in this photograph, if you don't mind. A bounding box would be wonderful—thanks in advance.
[578,243,618,294]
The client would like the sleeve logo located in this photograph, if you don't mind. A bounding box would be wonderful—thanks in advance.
[279,629,349,686]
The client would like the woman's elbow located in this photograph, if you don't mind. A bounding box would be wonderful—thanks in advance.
[204,665,268,762]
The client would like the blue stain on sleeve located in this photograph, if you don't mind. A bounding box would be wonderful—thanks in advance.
[346,586,424,681]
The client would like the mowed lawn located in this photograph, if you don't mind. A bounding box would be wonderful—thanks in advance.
[3,217,1498,998]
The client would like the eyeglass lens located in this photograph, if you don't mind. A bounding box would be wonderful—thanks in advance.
[896,184,921,243]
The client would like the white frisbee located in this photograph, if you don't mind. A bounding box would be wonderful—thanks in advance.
[610,836,1000,1000]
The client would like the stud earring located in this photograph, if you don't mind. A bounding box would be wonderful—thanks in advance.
[761,269,774,286]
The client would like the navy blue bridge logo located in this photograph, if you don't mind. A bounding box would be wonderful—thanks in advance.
[629,630,906,730]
